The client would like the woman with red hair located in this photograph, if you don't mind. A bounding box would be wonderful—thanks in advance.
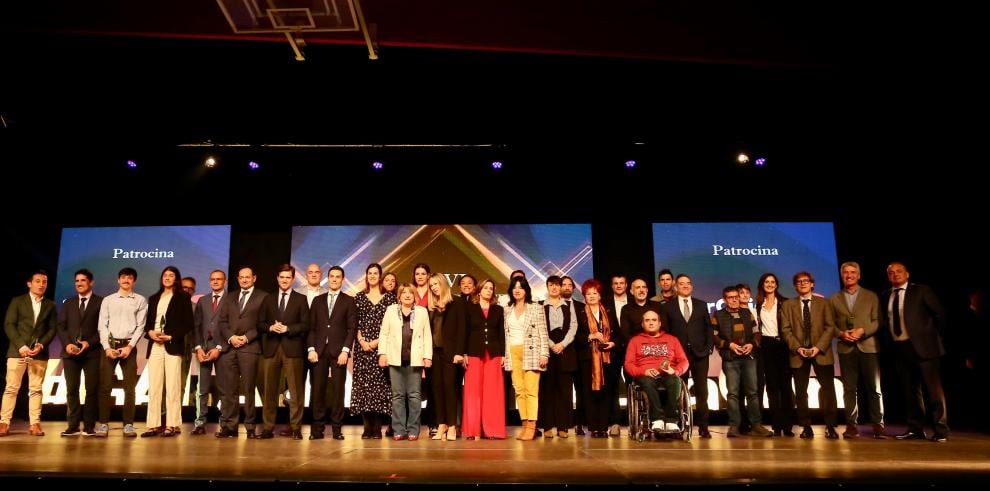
[575,279,624,438]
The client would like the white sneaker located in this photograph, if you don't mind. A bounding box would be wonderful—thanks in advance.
[650,420,664,431]
[664,422,680,431]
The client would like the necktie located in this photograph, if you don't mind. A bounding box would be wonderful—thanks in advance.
[892,288,903,336]
[212,294,219,314]
[682,298,691,321]
[279,292,287,316]
[802,299,812,346]
[328,293,337,317]
[79,297,87,318]
[239,290,249,313]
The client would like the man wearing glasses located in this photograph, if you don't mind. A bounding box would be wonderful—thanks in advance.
[780,271,839,439]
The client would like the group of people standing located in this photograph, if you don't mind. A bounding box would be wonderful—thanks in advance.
[0,260,950,444]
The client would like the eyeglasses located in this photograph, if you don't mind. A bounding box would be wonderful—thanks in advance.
[795,279,812,285]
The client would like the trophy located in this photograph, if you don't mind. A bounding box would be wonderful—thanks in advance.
[24,336,39,362]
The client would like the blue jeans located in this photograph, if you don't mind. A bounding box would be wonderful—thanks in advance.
[389,365,423,437]
[723,357,761,427]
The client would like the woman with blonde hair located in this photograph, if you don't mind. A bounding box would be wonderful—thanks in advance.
[428,273,462,440]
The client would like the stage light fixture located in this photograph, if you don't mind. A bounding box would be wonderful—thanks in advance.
[737,153,750,165]
[372,161,384,171]
[755,157,766,167]
[204,156,217,168]
[491,161,503,170]
[625,160,637,169]
[248,161,260,170]
[126,160,137,169]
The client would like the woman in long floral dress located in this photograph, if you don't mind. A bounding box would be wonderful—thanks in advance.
[349,262,397,438]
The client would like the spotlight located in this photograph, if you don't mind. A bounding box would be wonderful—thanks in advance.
[126,160,137,169]
[737,153,750,165]
[755,157,766,167]
[204,156,217,168]
[625,160,637,169]
[372,161,384,171]
[491,161,503,170]
[248,161,260,170]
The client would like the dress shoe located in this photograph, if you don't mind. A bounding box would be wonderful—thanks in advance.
[843,424,859,439]
[726,426,740,438]
[29,423,45,436]
[750,424,774,437]
[259,430,274,439]
[332,433,345,440]
[292,429,303,440]
[245,432,259,439]
[191,426,206,435]
[800,426,815,438]
[575,426,586,436]
[872,423,886,439]
[894,430,927,440]
[930,434,948,443]
[825,426,839,439]
[782,428,796,437]
[214,428,238,438]
[279,428,293,437]
[309,431,325,440]
[698,426,712,439]
[0,422,9,437]
[61,427,81,437]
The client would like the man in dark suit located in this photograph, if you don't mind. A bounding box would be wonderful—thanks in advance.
[192,269,226,434]
[880,262,949,442]
[561,275,587,435]
[1,269,57,437]
[659,273,715,438]
[259,264,310,440]
[215,266,271,438]
[307,265,358,440]
[56,268,103,437]
[780,271,839,439]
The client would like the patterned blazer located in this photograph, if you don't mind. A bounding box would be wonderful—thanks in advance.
[502,302,550,372]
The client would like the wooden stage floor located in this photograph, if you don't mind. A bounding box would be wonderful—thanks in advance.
[1,422,988,488]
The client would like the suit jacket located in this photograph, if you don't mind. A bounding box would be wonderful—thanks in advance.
[828,287,880,354]
[262,289,310,358]
[194,291,226,352]
[56,294,104,358]
[306,291,358,358]
[659,297,715,359]
[218,288,271,354]
[780,296,836,368]
[4,294,57,359]
[144,290,195,357]
[502,302,551,372]
[879,283,945,359]
[462,302,505,357]
[431,295,468,362]
[379,304,433,366]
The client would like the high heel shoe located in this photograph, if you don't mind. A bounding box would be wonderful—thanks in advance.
[447,425,457,441]
[433,424,447,440]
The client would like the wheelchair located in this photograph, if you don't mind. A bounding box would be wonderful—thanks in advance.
[627,376,692,442]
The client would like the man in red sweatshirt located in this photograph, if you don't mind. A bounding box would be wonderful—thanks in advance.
[624,310,689,431]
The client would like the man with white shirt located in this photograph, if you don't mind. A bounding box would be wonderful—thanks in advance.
[307,266,358,440]
[1,270,57,437]
[191,269,226,434]
[295,263,328,307]
[215,266,271,438]
[94,267,148,438]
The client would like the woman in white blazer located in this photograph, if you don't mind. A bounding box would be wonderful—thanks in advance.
[379,283,433,440]
[502,276,550,441]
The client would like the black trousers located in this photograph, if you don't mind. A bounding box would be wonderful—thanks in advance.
[310,356,347,429]
[759,337,795,430]
[430,348,460,426]
[99,351,137,425]
[217,349,259,432]
[685,353,710,427]
[894,341,948,436]
[64,354,99,431]
[579,361,618,432]
[792,357,837,427]
[537,360,574,430]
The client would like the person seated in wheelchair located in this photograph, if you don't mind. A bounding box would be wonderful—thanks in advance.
[624,310,688,432]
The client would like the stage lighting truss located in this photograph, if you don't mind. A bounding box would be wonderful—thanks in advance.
[216,0,378,61]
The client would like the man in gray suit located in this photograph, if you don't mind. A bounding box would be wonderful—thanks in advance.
[191,269,226,434]
[781,271,839,439]
[828,261,884,439]
[1,270,57,437]
[215,266,271,438]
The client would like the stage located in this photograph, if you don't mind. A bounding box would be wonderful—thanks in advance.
[2,422,989,489]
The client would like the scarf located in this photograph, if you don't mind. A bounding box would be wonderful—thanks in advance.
[586,303,611,391]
